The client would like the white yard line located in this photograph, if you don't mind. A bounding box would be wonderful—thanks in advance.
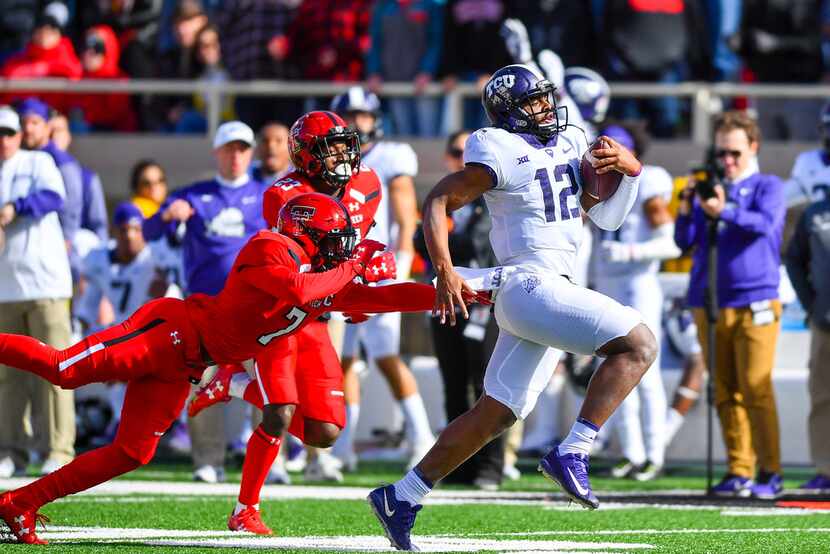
[456,528,830,538]
[39,527,654,552]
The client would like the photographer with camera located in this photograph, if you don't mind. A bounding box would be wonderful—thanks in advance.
[675,111,786,499]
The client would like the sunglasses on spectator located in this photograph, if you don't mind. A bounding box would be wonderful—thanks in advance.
[715,149,742,159]
[446,147,464,159]
[85,37,105,55]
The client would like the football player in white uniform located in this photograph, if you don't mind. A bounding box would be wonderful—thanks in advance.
[75,203,170,438]
[368,64,657,551]
[75,203,170,332]
[591,123,680,481]
[786,101,830,208]
[329,87,435,471]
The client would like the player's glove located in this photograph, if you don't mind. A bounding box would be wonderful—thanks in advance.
[362,251,397,283]
[350,239,386,267]
[600,240,633,263]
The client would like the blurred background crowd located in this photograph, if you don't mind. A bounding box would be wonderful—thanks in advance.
[0,0,829,497]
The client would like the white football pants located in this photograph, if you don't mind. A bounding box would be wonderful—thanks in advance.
[485,270,642,420]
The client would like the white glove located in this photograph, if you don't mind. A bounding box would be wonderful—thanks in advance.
[500,18,532,64]
[600,240,632,263]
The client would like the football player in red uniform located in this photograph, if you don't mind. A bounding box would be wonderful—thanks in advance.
[0,192,439,545]
[187,111,392,534]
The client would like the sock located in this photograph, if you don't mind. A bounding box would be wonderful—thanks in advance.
[665,408,685,445]
[400,394,433,444]
[558,417,599,456]
[333,404,359,458]
[242,380,264,410]
[238,425,281,507]
[234,501,259,515]
[393,467,433,507]
[229,372,253,400]
[11,444,140,512]
[0,333,60,383]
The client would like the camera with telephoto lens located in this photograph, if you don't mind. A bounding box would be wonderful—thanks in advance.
[690,149,726,201]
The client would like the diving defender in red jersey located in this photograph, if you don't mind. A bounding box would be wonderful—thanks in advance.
[189,111,391,535]
[0,192,436,545]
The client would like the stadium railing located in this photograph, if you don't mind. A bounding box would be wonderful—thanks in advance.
[3,78,830,143]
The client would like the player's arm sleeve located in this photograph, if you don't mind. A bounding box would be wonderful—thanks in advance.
[14,154,65,219]
[74,256,104,327]
[784,210,816,313]
[57,161,84,240]
[330,282,436,313]
[719,175,786,236]
[86,172,109,241]
[586,172,641,231]
[463,130,505,189]
[237,245,360,306]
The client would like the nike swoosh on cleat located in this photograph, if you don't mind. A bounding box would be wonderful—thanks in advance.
[383,489,395,517]
[566,467,590,497]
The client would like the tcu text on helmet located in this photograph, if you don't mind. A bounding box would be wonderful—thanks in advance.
[486,74,516,98]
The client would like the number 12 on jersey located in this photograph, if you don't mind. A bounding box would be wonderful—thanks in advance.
[535,162,580,223]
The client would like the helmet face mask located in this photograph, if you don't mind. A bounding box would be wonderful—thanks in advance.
[288,111,362,193]
[276,192,357,271]
[311,133,360,191]
[483,64,567,139]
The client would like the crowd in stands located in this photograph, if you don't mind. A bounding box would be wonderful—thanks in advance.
[0,1,828,138]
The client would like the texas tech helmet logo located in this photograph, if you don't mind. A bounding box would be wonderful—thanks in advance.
[290,205,315,221]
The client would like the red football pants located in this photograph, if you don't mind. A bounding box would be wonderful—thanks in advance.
[0,298,207,511]
[252,319,346,441]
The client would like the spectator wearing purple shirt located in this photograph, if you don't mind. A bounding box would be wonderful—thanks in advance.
[143,120,267,484]
[675,111,786,500]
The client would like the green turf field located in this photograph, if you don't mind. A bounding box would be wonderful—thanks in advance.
[2,460,830,552]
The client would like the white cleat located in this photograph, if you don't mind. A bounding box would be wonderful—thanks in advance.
[304,451,344,483]
[193,465,225,484]
[503,463,521,481]
[39,458,68,476]
[266,457,292,485]
[0,457,15,479]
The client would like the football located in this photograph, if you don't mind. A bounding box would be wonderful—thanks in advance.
[580,138,624,201]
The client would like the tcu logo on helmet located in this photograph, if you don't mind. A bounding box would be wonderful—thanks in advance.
[290,205,315,220]
[486,74,516,99]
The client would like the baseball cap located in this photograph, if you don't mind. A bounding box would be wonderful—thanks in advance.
[17,97,50,121]
[0,107,21,133]
[36,2,69,32]
[113,202,144,227]
[601,125,635,151]
[213,121,255,149]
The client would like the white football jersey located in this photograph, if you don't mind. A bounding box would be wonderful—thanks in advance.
[593,164,674,279]
[466,126,590,277]
[76,243,168,328]
[361,141,418,247]
[786,149,830,207]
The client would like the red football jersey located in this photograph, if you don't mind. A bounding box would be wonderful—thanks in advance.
[184,231,434,365]
[263,166,382,242]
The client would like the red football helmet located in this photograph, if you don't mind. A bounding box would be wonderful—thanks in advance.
[288,111,360,191]
[276,192,357,269]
